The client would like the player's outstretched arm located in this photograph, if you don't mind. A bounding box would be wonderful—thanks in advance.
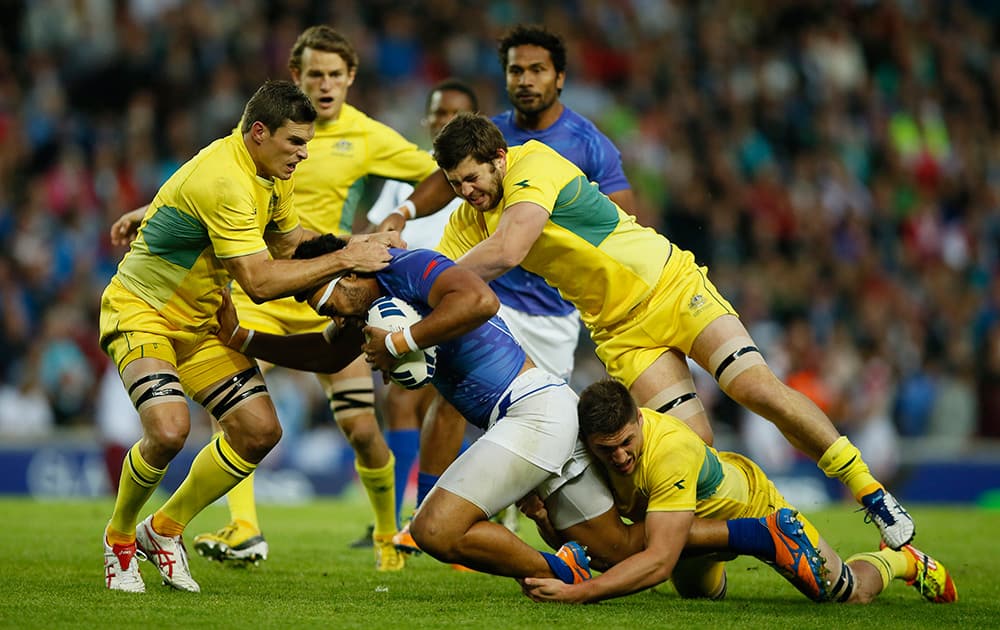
[221,238,391,304]
[522,510,693,604]
[456,201,548,281]
[376,169,456,232]
[217,288,363,373]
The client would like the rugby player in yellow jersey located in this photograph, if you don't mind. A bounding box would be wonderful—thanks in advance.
[520,379,957,605]
[426,113,916,551]
[99,80,393,593]
[189,26,438,571]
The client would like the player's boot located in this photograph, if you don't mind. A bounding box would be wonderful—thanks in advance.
[861,488,915,550]
[885,542,957,603]
[349,524,374,549]
[135,515,200,593]
[555,541,591,584]
[760,508,828,601]
[104,534,145,593]
[374,533,406,571]
[392,516,421,555]
[193,520,269,565]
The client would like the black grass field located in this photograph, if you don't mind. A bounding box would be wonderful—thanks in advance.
[1,494,996,629]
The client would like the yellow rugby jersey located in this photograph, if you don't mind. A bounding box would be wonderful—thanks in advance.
[292,103,437,233]
[603,409,732,522]
[438,140,671,330]
[112,128,299,331]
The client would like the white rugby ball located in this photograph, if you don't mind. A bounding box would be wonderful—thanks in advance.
[366,296,437,389]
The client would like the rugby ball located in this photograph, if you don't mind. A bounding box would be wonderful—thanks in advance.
[366,296,437,389]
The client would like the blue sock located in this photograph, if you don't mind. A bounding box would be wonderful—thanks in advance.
[416,472,439,509]
[727,517,775,558]
[541,551,574,584]
[385,429,420,527]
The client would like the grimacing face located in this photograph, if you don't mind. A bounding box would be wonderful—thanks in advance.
[585,412,645,476]
[254,120,312,180]
[443,154,506,211]
[292,47,356,122]
[505,44,564,116]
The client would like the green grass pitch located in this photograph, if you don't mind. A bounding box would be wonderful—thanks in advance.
[0,493,996,628]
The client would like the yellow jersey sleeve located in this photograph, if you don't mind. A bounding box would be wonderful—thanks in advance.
[436,201,487,260]
[637,412,706,513]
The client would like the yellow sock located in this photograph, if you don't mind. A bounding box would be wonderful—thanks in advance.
[847,548,907,591]
[151,511,185,537]
[159,434,256,529]
[227,472,259,531]
[108,441,167,544]
[356,453,397,538]
[816,436,882,502]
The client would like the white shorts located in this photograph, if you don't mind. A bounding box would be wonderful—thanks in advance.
[435,368,612,528]
[497,304,580,382]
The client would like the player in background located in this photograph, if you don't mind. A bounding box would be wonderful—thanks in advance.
[430,112,916,551]
[365,79,478,535]
[521,379,956,605]
[100,80,393,593]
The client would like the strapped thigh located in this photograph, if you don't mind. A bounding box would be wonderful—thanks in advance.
[127,371,186,413]
[642,376,704,424]
[707,336,765,390]
[198,366,269,422]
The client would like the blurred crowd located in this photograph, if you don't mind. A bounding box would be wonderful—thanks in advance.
[1,1,998,476]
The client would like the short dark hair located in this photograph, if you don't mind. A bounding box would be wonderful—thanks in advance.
[497,24,567,74]
[432,113,507,171]
[288,25,359,74]
[578,379,638,438]
[241,80,316,134]
[426,78,479,114]
[291,234,348,302]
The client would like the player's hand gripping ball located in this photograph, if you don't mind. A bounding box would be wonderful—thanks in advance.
[366,297,437,389]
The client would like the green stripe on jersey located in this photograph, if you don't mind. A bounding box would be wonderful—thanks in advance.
[696,446,724,501]
[144,206,210,269]
[549,176,620,247]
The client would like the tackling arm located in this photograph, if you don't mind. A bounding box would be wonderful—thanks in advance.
[521,510,694,604]
[376,169,456,232]
[455,201,549,281]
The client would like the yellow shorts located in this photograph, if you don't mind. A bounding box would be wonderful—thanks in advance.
[591,247,737,388]
[230,286,329,336]
[99,279,255,395]
[696,452,791,520]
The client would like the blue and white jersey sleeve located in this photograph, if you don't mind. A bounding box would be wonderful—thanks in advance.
[376,248,526,429]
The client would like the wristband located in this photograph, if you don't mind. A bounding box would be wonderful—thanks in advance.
[391,200,416,221]
[239,329,255,353]
[385,331,403,358]
[228,322,242,346]
[401,326,420,353]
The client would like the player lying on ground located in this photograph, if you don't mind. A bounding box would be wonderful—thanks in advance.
[520,379,957,605]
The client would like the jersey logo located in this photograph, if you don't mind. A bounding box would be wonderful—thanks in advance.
[673,479,686,490]
[332,140,354,155]
[514,179,530,189]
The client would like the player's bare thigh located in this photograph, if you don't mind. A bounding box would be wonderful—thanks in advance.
[629,348,713,445]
